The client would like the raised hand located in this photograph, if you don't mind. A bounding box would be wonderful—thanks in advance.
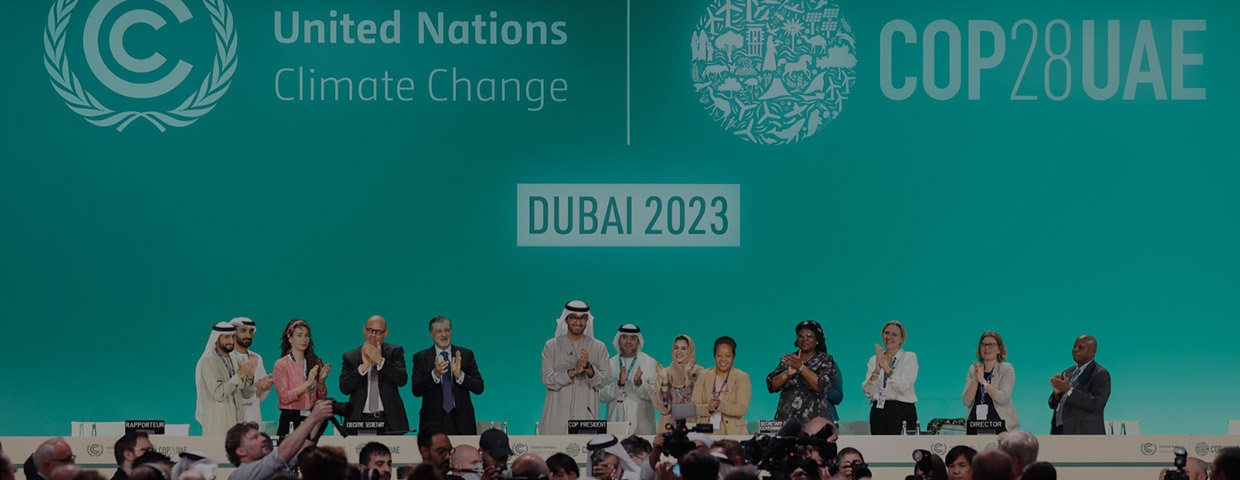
[256,374,275,392]
[633,366,644,386]
[1050,373,1070,394]
[319,363,332,382]
[239,354,259,377]
[576,348,590,370]
[618,365,628,386]
[434,358,449,377]
[451,350,463,379]
[308,364,321,382]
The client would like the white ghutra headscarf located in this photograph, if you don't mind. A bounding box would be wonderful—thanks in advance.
[554,300,595,338]
[194,322,236,423]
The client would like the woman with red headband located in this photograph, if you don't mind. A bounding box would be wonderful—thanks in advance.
[273,319,332,437]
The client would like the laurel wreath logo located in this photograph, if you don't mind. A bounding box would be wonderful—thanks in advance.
[43,0,237,132]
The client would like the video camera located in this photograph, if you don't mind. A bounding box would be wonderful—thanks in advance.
[662,419,715,459]
[739,420,836,480]
[1164,447,1190,480]
[903,449,933,480]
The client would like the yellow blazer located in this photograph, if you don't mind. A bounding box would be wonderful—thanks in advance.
[692,367,751,435]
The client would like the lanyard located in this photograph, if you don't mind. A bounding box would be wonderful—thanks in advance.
[216,350,235,377]
[979,370,993,403]
[621,357,636,380]
[713,370,731,397]
[882,355,897,388]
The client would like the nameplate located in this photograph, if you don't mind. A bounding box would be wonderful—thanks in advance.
[346,420,387,431]
[567,420,607,434]
[967,419,1006,434]
[125,420,166,434]
[757,420,787,435]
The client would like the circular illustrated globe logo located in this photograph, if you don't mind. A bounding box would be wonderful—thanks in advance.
[691,0,856,145]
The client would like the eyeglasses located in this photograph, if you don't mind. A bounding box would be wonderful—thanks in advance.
[981,342,999,348]
[364,327,386,336]
[50,455,76,464]
[134,445,155,454]
[797,332,816,339]
[566,314,589,321]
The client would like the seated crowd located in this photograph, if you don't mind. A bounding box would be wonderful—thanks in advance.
[4,417,1237,480]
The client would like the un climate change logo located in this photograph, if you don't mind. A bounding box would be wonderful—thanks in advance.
[691,0,856,145]
[43,0,237,132]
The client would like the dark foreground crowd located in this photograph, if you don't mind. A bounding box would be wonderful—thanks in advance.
[6,415,1238,480]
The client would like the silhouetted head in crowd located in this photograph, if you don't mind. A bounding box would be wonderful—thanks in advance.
[49,465,81,480]
[407,463,446,480]
[512,454,550,480]
[997,430,1038,477]
[451,445,481,472]
[722,470,757,480]
[678,451,719,480]
[1214,447,1240,480]
[132,451,173,480]
[34,437,74,479]
[72,471,107,480]
[970,449,1013,480]
[360,442,393,480]
[1020,462,1056,480]
[546,453,579,480]
[710,440,743,467]
[127,465,165,480]
[301,446,350,480]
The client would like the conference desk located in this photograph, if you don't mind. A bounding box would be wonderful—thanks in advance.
[3,434,1235,480]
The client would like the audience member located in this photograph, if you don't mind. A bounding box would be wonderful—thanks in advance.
[34,438,75,480]
[971,450,1013,480]
[621,436,652,469]
[1020,462,1056,480]
[945,445,977,480]
[477,429,512,468]
[512,454,551,480]
[1212,447,1240,480]
[227,399,333,480]
[300,446,350,480]
[360,442,393,480]
[546,453,580,480]
[112,431,152,480]
[997,431,1038,478]
[418,424,456,471]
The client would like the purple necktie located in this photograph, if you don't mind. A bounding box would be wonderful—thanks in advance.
[442,351,455,413]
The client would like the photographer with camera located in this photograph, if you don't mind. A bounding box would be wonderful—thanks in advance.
[1159,447,1208,480]
[833,448,868,480]
[907,450,947,480]
[225,398,334,480]
[587,435,641,480]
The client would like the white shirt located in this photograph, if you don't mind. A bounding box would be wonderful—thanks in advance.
[231,350,269,423]
[358,357,386,413]
[861,350,919,404]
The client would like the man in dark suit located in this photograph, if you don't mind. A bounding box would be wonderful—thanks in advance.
[340,315,409,434]
[411,316,485,434]
[1048,334,1110,434]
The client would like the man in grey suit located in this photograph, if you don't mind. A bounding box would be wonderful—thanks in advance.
[1048,334,1110,434]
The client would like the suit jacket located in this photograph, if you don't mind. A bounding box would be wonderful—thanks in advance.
[962,361,1020,430]
[692,367,751,435]
[410,345,484,435]
[1048,361,1110,434]
[340,342,409,433]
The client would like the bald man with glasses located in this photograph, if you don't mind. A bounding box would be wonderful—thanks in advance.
[341,315,410,435]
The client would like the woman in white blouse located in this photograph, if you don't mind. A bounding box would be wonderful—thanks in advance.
[862,320,918,434]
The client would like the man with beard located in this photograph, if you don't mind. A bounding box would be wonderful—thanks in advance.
[230,317,275,425]
[359,442,393,480]
[197,322,259,435]
[226,400,334,480]
[539,301,611,434]
[600,324,657,435]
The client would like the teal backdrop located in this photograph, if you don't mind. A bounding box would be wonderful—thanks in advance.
[1,0,1237,435]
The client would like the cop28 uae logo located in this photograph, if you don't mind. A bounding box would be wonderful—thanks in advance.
[691,0,856,145]
[43,0,237,132]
